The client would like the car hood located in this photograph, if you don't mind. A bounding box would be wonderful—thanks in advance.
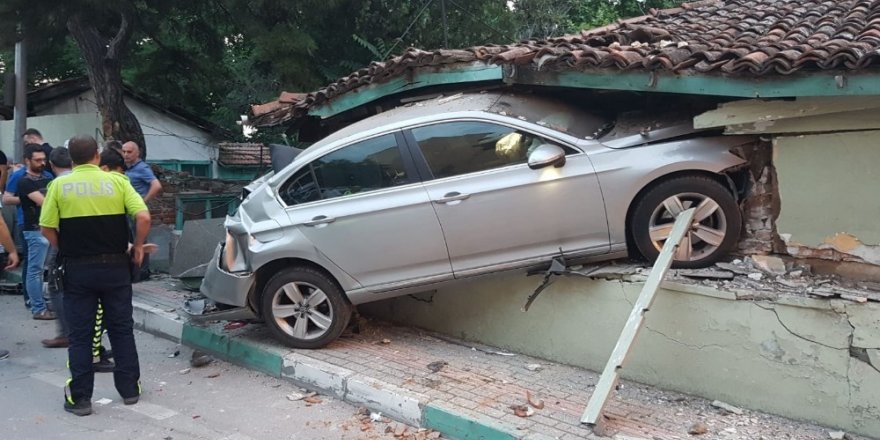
[600,123,716,149]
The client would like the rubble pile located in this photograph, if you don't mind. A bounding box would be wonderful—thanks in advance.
[671,256,880,303]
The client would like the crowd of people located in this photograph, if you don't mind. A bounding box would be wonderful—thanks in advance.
[0,128,161,417]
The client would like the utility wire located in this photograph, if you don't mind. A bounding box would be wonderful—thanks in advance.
[382,0,435,59]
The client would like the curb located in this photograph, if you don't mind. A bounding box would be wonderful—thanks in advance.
[132,299,534,440]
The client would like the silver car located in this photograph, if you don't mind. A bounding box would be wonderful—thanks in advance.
[200,92,752,348]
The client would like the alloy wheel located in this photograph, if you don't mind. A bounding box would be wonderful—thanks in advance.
[271,281,335,341]
[647,192,728,262]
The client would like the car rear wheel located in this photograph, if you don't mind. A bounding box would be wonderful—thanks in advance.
[630,175,741,269]
[261,267,351,349]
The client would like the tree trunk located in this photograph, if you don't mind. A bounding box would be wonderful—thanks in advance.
[67,11,147,159]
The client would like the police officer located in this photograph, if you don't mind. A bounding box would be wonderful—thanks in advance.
[39,135,150,416]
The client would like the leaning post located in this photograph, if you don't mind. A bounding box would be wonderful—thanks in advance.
[581,208,696,430]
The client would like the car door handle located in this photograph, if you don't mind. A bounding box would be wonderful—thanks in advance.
[436,192,471,204]
[303,215,336,226]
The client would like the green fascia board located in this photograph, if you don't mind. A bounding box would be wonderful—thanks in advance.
[306,62,880,120]
[308,64,504,118]
[507,67,880,99]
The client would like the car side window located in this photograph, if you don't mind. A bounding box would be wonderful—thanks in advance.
[279,134,408,205]
[411,121,560,179]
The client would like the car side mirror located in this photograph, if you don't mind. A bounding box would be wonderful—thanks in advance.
[527,144,566,170]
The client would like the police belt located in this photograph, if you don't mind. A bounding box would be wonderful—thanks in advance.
[63,253,130,266]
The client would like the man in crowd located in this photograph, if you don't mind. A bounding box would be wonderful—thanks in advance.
[18,144,54,319]
[121,141,160,281]
[5,128,54,309]
[23,128,54,162]
[41,135,150,416]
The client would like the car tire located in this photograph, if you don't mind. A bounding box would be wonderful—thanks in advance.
[261,267,352,349]
[630,175,742,269]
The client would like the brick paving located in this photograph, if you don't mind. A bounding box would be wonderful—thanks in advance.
[135,278,869,440]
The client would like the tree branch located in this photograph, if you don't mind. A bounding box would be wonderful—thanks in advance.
[107,9,133,60]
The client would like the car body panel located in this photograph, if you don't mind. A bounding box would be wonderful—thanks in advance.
[590,135,751,247]
[419,153,609,277]
[284,181,453,288]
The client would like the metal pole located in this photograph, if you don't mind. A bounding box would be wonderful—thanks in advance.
[440,0,449,48]
[13,39,27,162]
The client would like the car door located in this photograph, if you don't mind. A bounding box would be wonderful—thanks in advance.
[279,132,452,289]
[406,120,609,277]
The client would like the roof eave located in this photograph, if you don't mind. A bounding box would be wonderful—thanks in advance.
[263,65,880,126]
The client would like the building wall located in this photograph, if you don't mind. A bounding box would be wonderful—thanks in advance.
[0,113,101,160]
[775,130,880,264]
[359,273,880,438]
[33,90,219,168]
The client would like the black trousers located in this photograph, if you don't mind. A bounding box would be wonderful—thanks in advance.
[64,260,140,403]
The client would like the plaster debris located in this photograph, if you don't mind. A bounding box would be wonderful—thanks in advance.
[526,390,545,409]
[711,400,744,415]
[303,395,323,404]
[748,273,764,281]
[679,269,735,280]
[716,262,753,275]
[524,363,543,372]
[426,361,448,373]
[688,422,709,435]
[750,255,787,274]
[190,351,213,368]
[510,404,534,417]
[828,431,849,440]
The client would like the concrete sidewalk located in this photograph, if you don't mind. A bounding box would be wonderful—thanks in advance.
[132,279,868,440]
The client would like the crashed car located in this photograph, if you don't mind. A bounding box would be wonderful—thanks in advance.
[200,91,752,348]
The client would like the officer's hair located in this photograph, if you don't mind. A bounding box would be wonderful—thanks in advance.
[104,140,123,152]
[50,147,72,169]
[68,135,99,165]
[23,143,44,160]
[100,148,126,171]
[23,128,42,138]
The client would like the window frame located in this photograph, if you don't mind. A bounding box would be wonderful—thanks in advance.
[400,118,582,182]
[277,131,421,208]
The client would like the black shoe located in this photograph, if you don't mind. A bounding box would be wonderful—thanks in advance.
[122,382,141,405]
[63,400,92,416]
[93,358,115,373]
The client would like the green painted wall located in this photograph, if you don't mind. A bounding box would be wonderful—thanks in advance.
[775,130,880,246]
[216,167,261,181]
[359,273,880,438]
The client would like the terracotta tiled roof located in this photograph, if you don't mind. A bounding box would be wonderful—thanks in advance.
[217,142,271,167]
[250,92,307,118]
[252,0,880,126]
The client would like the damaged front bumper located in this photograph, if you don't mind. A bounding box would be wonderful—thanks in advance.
[199,241,255,309]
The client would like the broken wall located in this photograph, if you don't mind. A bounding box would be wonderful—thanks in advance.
[359,274,880,438]
[148,167,247,226]
[695,97,880,275]
[774,130,880,266]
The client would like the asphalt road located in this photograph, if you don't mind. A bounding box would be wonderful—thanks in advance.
[0,294,414,440]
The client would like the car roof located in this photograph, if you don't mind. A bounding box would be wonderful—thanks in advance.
[316,92,504,146]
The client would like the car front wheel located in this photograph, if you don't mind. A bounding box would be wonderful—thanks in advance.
[630,175,742,269]
[261,267,352,349]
